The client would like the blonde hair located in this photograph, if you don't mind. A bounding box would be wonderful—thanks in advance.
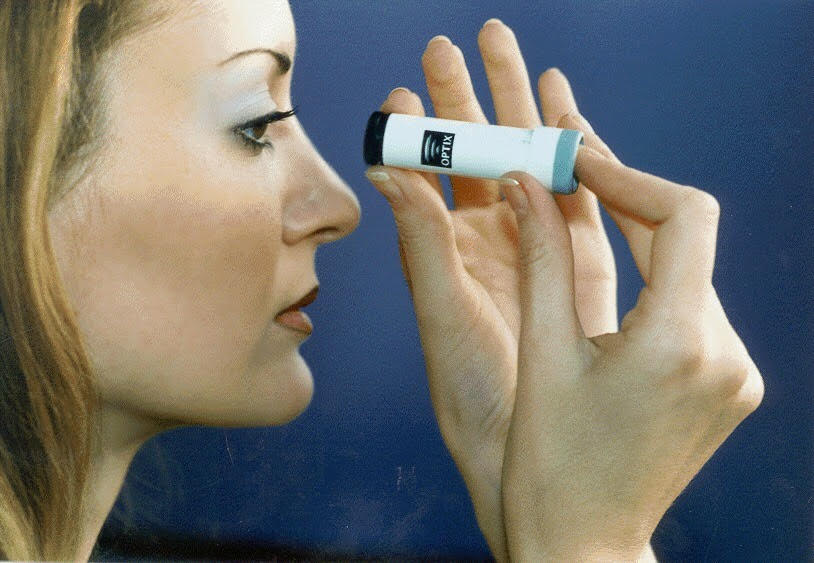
[0,1,175,558]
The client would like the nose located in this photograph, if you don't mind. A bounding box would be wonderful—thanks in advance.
[281,127,361,246]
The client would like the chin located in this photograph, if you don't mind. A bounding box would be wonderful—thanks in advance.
[269,355,314,425]
[228,352,315,428]
[140,350,315,429]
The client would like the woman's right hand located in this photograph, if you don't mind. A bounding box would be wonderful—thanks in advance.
[499,131,765,560]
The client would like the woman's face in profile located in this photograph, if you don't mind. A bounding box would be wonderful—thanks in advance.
[48,0,360,427]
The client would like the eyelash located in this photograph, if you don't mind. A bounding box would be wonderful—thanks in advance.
[232,106,298,152]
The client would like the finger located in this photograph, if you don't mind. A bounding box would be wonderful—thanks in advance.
[422,35,487,127]
[559,109,619,163]
[539,68,602,227]
[603,207,654,284]
[365,166,468,327]
[559,112,654,283]
[380,87,444,290]
[422,35,498,208]
[538,68,578,128]
[574,145,720,306]
[534,67,617,336]
[500,172,583,366]
[380,86,445,199]
[397,237,413,295]
[477,19,541,128]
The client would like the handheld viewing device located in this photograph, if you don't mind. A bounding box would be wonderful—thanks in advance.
[363,111,584,194]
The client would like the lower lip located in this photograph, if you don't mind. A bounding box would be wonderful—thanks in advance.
[274,310,313,335]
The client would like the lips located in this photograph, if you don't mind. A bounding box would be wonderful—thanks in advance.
[274,285,318,335]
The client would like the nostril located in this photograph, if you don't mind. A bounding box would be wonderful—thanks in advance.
[313,226,342,242]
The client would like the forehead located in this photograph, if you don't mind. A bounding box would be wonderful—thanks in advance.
[101,0,295,116]
[125,0,295,71]
[187,0,295,62]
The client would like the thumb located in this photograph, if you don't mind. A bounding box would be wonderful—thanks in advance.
[365,165,468,327]
[501,171,584,363]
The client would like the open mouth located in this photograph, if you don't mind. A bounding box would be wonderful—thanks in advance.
[274,285,318,335]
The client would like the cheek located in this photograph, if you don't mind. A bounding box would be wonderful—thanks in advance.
[51,153,285,416]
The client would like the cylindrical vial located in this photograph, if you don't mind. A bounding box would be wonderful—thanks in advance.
[363,111,584,194]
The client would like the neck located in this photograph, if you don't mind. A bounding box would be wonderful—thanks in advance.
[76,404,172,562]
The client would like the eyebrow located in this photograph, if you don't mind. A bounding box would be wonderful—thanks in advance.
[217,48,292,75]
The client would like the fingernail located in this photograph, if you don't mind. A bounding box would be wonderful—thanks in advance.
[367,170,389,182]
[544,66,564,78]
[560,110,594,134]
[556,112,572,129]
[427,35,452,48]
[482,18,503,28]
[573,111,594,133]
[497,176,519,202]
[365,169,402,201]
[388,86,411,97]
[499,176,528,216]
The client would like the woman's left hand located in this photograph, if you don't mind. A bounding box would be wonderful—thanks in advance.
[365,20,619,560]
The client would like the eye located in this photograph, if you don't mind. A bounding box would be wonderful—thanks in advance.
[233,106,298,154]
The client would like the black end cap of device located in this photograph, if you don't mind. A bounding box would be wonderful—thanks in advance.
[363,111,389,165]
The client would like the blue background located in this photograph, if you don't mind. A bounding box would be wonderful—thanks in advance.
[98,1,813,560]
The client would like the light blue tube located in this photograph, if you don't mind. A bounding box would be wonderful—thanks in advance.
[552,129,584,194]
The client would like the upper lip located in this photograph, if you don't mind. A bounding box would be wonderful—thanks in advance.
[276,285,319,317]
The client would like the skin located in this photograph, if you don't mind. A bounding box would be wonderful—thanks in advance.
[366,25,625,558]
[366,19,763,562]
[43,0,763,558]
[47,1,360,557]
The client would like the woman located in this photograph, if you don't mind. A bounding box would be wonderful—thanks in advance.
[0,1,763,560]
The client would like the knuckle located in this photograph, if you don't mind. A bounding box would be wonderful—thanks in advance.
[742,370,765,412]
[480,47,511,70]
[424,66,456,89]
[683,189,721,227]
[700,361,749,402]
[520,239,558,272]
[673,345,707,375]
[653,317,708,376]
[718,361,751,395]
[422,58,460,89]
[694,359,764,423]
[725,363,765,416]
